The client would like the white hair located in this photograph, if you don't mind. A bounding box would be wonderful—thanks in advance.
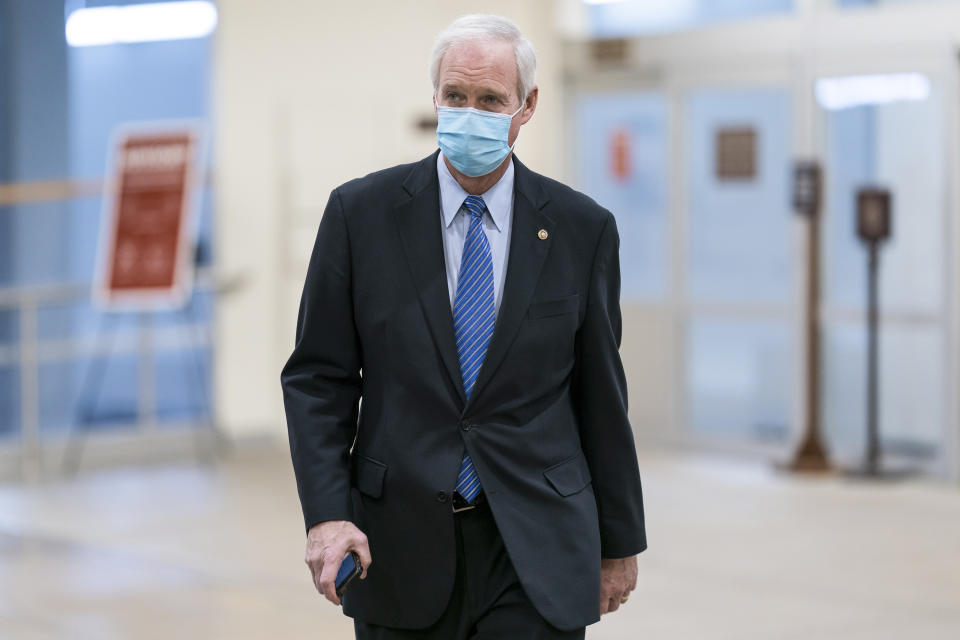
[430,14,537,105]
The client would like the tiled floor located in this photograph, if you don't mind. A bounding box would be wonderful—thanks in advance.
[1,445,958,639]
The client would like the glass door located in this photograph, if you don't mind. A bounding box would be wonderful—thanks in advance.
[563,3,960,481]
[681,87,799,447]
[815,69,950,471]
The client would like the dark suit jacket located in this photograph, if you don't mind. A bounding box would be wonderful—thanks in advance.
[281,150,646,631]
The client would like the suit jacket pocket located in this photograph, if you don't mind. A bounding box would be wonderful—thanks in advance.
[528,293,579,319]
[543,450,592,497]
[353,454,387,499]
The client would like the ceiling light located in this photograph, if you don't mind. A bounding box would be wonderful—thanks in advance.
[65,1,218,47]
[815,73,930,111]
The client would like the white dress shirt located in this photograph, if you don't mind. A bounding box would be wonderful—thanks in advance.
[436,152,514,316]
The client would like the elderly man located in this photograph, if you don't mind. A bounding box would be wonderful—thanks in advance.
[281,13,646,640]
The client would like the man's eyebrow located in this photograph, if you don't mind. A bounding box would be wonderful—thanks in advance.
[479,87,509,100]
[439,83,509,100]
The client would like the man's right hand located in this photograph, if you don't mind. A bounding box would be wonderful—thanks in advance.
[305,520,373,606]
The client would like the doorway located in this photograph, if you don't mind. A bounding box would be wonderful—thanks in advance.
[564,2,960,481]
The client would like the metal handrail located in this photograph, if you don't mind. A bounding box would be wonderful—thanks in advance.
[0,267,226,480]
[0,266,222,309]
[0,173,212,207]
[0,178,103,206]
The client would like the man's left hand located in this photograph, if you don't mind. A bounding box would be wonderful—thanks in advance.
[599,555,638,615]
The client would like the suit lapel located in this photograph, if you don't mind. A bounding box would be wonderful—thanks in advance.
[395,153,554,414]
[464,156,553,412]
[395,151,467,407]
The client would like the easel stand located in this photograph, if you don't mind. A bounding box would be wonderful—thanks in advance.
[62,298,229,475]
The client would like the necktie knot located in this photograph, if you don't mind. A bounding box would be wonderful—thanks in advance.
[463,195,486,221]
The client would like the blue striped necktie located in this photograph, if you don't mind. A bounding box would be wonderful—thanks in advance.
[453,194,495,503]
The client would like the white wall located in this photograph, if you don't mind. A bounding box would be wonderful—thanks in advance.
[213,0,564,440]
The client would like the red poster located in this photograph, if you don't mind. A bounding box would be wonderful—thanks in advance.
[95,126,201,309]
[610,129,631,182]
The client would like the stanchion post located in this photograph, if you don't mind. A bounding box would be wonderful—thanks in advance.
[855,188,891,477]
[785,161,832,472]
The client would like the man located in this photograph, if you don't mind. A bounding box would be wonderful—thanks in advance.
[281,14,646,639]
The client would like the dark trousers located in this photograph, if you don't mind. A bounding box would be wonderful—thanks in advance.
[354,498,586,640]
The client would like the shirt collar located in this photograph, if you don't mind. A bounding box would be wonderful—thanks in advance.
[437,152,514,232]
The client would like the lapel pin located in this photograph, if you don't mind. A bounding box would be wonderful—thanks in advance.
[538,229,549,240]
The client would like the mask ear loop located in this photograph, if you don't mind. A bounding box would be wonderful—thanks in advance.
[507,98,526,154]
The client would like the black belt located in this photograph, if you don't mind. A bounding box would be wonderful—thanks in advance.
[451,490,487,513]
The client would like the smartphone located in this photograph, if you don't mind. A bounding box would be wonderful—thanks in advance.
[335,551,362,598]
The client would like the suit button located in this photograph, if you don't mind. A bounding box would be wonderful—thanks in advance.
[461,421,471,432]
[436,491,448,503]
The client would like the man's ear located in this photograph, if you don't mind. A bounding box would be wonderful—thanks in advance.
[520,85,538,125]
[433,94,438,115]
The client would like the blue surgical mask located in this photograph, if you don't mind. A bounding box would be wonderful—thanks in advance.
[436,103,524,177]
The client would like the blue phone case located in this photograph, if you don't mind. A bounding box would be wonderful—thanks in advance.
[335,552,360,595]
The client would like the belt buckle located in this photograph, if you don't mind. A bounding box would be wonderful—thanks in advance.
[451,492,477,513]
